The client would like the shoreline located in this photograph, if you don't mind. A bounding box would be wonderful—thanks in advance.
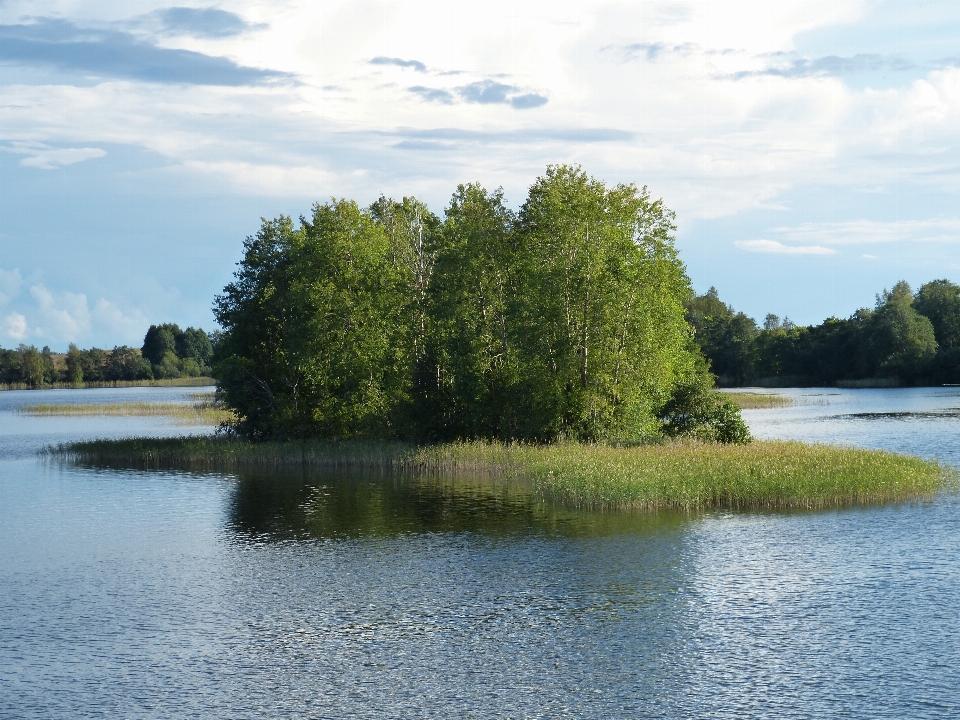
[0,377,215,392]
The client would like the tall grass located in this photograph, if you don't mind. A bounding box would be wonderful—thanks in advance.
[22,401,232,426]
[51,436,956,511]
[719,391,795,409]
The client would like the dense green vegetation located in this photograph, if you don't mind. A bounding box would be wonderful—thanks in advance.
[54,436,955,510]
[688,279,960,386]
[0,323,214,387]
[213,165,748,444]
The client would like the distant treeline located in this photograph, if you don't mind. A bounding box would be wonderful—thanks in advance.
[687,279,960,387]
[0,323,214,387]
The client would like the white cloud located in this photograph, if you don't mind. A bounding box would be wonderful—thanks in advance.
[735,239,836,255]
[772,218,960,245]
[20,147,107,169]
[4,313,28,341]
[2,142,107,169]
[29,285,91,341]
[0,267,22,305]
[91,298,149,344]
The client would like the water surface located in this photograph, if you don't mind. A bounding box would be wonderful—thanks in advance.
[1,386,958,718]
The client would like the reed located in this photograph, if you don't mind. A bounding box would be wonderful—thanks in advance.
[50,436,955,511]
[22,401,232,426]
[719,391,795,409]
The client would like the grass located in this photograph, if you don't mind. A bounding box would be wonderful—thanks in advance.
[50,436,956,512]
[720,391,795,409]
[0,377,215,391]
[21,400,233,426]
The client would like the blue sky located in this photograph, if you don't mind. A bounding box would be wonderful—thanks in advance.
[2,1,959,349]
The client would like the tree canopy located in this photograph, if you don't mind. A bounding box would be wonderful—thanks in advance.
[213,165,747,443]
[686,279,960,386]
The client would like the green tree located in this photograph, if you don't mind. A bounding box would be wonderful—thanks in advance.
[142,324,181,366]
[512,165,697,441]
[867,281,938,381]
[80,348,107,381]
[17,344,47,386]
[156,350,182,379]
[105,346,153,381]
[914,279,960,350]
[177,328,214,366]
[685,287,758,384]
[213,202,410,439]
[212,169,748,444]
[66,343,84,384]
[418,183,517,439]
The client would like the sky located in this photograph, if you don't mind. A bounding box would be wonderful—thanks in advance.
[1,0,959,350]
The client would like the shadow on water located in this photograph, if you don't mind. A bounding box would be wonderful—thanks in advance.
[226,467,692,542]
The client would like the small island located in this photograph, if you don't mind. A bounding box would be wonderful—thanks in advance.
[54,166,956,509]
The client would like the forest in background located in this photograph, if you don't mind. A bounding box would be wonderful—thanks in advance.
[0,323,214,386]
[688,279,960,386]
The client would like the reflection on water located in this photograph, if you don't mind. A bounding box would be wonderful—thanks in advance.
[228,468,690,541]
[2,386,960,718]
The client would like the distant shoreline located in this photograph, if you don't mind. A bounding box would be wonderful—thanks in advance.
[0,377,215,392]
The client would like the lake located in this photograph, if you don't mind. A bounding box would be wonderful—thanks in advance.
[1,386,959,718]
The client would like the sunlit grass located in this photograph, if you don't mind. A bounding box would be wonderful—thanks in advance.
[50,436,956,511]
[719,391,794,409]
[22,401,233,426]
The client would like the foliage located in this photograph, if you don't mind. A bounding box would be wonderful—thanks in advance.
[212,166,748,443]
[688,279,960,386]
[684,287,758,384]
[213,203,412,439]
[0,329,208,388]
[659,358,751,443]
[142,323,213,377]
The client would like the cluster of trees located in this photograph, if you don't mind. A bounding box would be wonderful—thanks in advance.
[141,323,214,379]
[687,279,960,386]
[0,324,214,386]
[0,343,152,386]
[213,165,749,443]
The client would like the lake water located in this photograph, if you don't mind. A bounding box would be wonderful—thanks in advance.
[1,386,959,718]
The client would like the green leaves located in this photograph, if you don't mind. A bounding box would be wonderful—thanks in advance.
[213,166,746,443]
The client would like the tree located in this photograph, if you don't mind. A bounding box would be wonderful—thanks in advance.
[212,169,749,444]
[142,324,181,366]
[512,165,697,441]
[914,279,960,350]
[18,345,47,386]
[418,183,517,440]
[213,203,410,439]
[866,281,938,381]
[66,344,84,384]
[685,288,758,384]
[177,328,214,366]
[105,346,153,380]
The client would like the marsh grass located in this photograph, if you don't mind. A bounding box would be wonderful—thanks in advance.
[22,401,233,426]
[720,391,795,409]
[51,436,956,511]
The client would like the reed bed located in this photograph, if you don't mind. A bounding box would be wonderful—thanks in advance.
[720,391,795,409]
[22,401,233,426]
[51,436,955,511]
